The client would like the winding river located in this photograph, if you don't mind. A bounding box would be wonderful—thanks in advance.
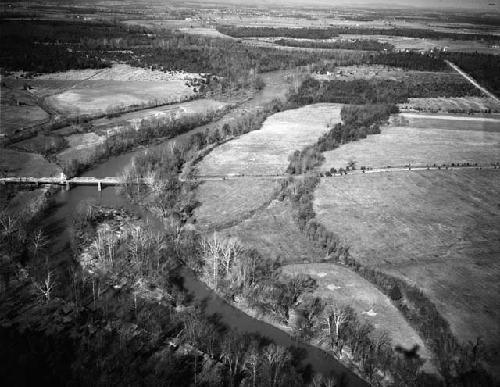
[38,71,369,387]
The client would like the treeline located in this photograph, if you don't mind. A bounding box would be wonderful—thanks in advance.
[287,104,396,174]
[274,38,394,52]
[442,52,500,97]
[279,176,494,387]
[0,40,110,73]
[289,75,480,106]
[62,106,231,177]
[0,19,151,45]
[369,52,449,71]
[216,25,339,39]
[118,97,286,210]
[216,24,499,42]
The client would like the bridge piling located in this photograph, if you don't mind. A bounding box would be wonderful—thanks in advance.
[97,181,102,192]
[65,181,70,191]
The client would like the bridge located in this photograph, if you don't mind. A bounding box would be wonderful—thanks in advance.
[1,163,498,191]
[0,175,122,191]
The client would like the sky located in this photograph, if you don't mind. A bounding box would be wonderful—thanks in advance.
[210,0,500,11]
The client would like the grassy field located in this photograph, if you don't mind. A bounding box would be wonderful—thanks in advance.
[35,63,203,82]
[320,115,500,170]
[314,170,500,366]
[56,132,106,166]
[198,103,342,176]
[194,178,281,231]
[400,97,500,113]
[0,149,61,177]
[0,105,49,136]
[340,34,500,55]
[282,263,433,366]
[45,80,196,117]
[91,98,231,135]
[220,199,325,263]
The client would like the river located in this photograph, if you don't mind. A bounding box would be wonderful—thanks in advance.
[38,72,369,387]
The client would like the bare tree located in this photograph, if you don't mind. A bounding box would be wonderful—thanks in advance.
[33,270,55,302]
[322,302,351,354]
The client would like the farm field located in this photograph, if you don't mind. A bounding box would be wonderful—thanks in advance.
[194,104,342,231]
[91,98,231,135]
[35,63,203,82]
[340,34,500,55]
[282,263,433,367]
[0,148,61,177]
[56,132,106,166]
[314,170,500,368]
[198,103,342,176]
[220,199,325,263]
[0,105,49,136]
[320,115,500,170]
[44,80,197,117]
[399,97,500,113]
[194,178,281,231]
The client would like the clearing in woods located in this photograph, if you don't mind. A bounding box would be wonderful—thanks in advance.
[314,170,500,370]
[30,64,203,117]
[320,114,500,171]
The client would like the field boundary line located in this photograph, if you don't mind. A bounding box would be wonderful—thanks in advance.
[445,60,500,103]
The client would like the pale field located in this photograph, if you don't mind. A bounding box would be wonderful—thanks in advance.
[400,97,500,113]
[45,80,196,117]
[193,178,281,231]
[0,149,61,177]
[220,199,325,263]
[282,263,432,365]
[340,34,500,54]
[313,65,471,87]
[56,132,106,165]
[314,170,500,366]
[35,63,203,82]
[0,105,49,136]
[320,117,500,170]
[198,104,342,176]
[91,98,231,135]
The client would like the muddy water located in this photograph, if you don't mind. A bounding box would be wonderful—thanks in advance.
[39,72,368,387]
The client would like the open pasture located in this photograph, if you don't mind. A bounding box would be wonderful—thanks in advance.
[45,80,196,117]
[0,148,61,177]
[282,263,432,365]
[340,34,500,55]
[91,98,230,136]
[193,178,281,231]
[35,63,202,82]
[320,116,500,170]
[0,105,49,137]
[314,170,500,359]
[56,132,106,166]
[221,199,325,263]
[198,104,342,176]
[400,97,500,113]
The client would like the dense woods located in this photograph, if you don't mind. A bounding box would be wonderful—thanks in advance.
[369,52,449,71]
[216,25,339,39]
[273,38,394,51]
[217,25,500,42]
[290,75,480,107]
[442,52,500,96]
